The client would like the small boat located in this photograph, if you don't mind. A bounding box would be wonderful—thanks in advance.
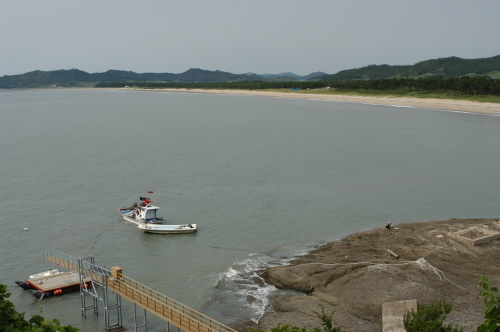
[139,223,197,234]
[16,268,91,298]
[118,194,197,234]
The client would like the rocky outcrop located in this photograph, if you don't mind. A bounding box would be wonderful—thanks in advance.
[255,219,500,332]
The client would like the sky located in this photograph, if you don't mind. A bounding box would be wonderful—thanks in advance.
[1,0,499,77]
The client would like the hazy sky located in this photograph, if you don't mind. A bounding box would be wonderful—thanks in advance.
[1,0,499,76]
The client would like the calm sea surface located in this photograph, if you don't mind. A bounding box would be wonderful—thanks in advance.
[1,89,499,330]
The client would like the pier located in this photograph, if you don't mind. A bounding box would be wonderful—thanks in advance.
[43,249,237,332]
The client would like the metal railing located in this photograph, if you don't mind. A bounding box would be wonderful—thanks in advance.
[44,249,111,282]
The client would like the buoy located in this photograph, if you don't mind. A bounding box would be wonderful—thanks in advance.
[54,289,63,295]
[23,228,29,231]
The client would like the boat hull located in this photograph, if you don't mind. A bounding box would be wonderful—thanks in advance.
[118,209,163,225]
[139,224,197,234]
[118,208,197,234]
[15,280,33,290]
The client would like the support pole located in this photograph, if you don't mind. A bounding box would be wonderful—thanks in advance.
[133,303,148,331]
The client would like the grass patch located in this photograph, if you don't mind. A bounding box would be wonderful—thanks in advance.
[486,71,500,78]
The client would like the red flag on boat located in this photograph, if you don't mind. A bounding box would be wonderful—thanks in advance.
[148,191,154,193]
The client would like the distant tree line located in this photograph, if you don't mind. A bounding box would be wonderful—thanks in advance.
[322,55,500,80]
[96,76,500,95]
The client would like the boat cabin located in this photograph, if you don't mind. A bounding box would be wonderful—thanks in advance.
[137,205,160,221]
[132,197,160,221]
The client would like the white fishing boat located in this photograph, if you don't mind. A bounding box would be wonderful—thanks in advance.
[118,193,197,234]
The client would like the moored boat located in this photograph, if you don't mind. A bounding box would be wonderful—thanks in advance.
[118,193,197,234]
[139,223,197,234]
[16,269,91,298]
[119,193,164,225]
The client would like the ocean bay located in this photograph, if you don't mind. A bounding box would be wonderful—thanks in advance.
[1,88,499,330]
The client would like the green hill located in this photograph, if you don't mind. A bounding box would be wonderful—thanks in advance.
[0,68,266,89]
[0,69,93,88]
[321,55,500,80]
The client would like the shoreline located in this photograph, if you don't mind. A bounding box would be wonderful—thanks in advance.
[128,88,500,116]
[6,87,500,116]
[246,218,500,332]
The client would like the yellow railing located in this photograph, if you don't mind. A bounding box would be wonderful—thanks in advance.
[107,274,236,332]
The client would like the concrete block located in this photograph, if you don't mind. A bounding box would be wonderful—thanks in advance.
[450,227,500,246]
[382,299,417,332]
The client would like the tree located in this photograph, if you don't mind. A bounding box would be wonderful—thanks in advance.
[478,276,500,332]
[0,283,78,332]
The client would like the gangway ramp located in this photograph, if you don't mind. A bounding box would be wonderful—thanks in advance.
[44,250,236,332]
[44,250,110,282]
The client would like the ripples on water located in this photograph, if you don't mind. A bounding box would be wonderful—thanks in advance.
[1,89,499,330]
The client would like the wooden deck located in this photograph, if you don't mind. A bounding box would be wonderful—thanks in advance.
[45,255,237,332]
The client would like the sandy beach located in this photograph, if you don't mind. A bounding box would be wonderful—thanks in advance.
[133,88,500,116]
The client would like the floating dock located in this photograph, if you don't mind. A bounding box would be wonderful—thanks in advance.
[27,271,90,298]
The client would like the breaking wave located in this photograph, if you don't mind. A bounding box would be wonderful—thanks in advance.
[207,243,322,324]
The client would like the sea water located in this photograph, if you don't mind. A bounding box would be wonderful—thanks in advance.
[1,88,499,331]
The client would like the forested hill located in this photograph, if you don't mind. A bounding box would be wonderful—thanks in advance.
[0,68,325,89]
[1,54,499,89]
[0,68,247,88]
[321,55,500,80]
